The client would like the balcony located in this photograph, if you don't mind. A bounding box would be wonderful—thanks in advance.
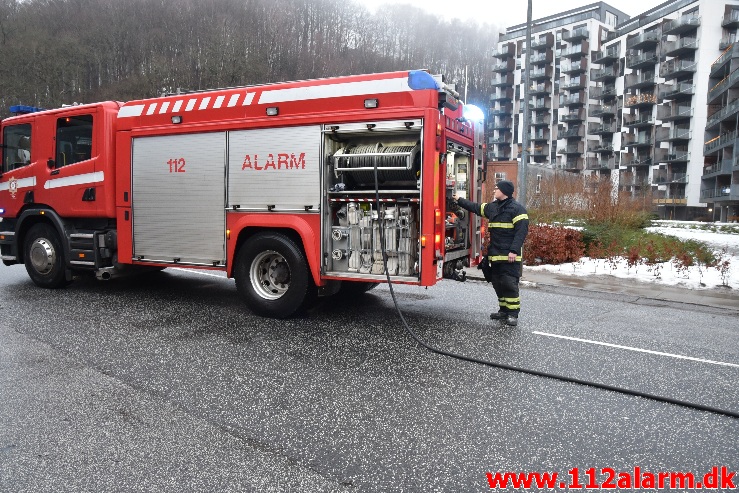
[529,83,551,96]
[658,82,694,101]
[562,28,589,43]
[655,128,691,143]
[492,59,515,73]
[560,126,584,139]
[710,43,739,77]
[593,45,620,64]
[560,110,585,123]
[491,118,513,130]
[624,93,657,109]
[626,31,659,50]
[588,123,616,135]
[530,34,554,50]
[663,38,698,57]
[591,66,617,82]
[722,9,739,28]
[626,51,658,70]
[561,79,585,91]
[489,104,513,116]
[656,150,690,163]
[708,67,739,104]
[622,154,653,167]
[560,92,585,107]
[624,113,655,128]
[663,15,700,35]
[624,72,656,91]
[492,74,514,87]
[620,171,650,187]
[561,45,588,59]
[702,159,733,177]
[704,130,738,155]
[529,67,552,81]
[561,158,584,171]
[531,131,550,142]
[489,135,511,145]
[530,98,552,111]
[653,172,688,185]
[659,59,697,79]
[491,88,514,102]
[623,134,653,148]
[589,85,616,100]
[531,114,551,127]
[706,99,739,130]
[561,59,587,75]
[530,51,553,65]
[492,43,514,59]
[590,104,617,118]
[658,105,693,122]
[586,157,616,169]
[588,143,614,154]
[702,184,739,202]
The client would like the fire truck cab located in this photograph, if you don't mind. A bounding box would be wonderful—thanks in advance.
[0,70,484,318]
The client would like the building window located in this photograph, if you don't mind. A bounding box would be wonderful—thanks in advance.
[605,11,618,27]
[2,124,32,173]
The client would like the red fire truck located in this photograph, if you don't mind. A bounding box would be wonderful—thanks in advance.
[0,70,483,317]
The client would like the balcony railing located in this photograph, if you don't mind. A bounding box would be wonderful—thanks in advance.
[708,67,739,103]
[659,82,695,100]
[626,52,658,69]
[626,31,659,49]
[706,99,739,129]
[721,9,739,27]
[659,59,697,79]
[563,27,589,42]
[663,15,700,35]
[591,66,617,81]
[624,93,657,107]
[663,37,698,56]
[593,45,620,64]
[704,130,738,154]
[624,113,654,127]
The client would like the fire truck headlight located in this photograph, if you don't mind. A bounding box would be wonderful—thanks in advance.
[364,98,379,109]
[266,107,279,116]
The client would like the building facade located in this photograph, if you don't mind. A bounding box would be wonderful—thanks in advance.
[491,0,739,222]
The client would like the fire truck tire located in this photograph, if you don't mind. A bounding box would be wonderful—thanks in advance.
[234,232,314,318]
[24,223,70,289]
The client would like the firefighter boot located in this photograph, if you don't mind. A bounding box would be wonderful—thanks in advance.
[505,315,518,326]
[490,311,507,320]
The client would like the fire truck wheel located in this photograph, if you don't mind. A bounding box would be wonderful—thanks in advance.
[234,232,314,318]
[24,223,70,289]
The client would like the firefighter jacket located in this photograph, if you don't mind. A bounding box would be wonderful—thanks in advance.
[456,196,529,264]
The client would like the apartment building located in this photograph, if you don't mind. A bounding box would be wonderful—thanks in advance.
[492,0,739,222]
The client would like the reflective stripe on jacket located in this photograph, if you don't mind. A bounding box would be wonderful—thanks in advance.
[456,196,529,263]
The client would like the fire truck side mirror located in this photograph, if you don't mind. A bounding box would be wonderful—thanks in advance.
[47,159,55,169]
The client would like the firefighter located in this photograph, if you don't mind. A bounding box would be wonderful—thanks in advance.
[453,180,529,326]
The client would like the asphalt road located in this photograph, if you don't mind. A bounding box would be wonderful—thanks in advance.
[1,263,737,492]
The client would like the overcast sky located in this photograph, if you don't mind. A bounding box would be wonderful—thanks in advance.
[360,0,670,30]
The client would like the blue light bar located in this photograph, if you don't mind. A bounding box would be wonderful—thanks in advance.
[9,105,45,115]
[0,208,5,214]
[407,71,440,91]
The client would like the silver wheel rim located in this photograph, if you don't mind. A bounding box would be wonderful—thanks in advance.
[249,250,290,300]
[30,238,56,275]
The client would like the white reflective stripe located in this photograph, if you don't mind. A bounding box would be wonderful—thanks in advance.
[44,171,104,190]
[146,103,158,115]
[118,104,145,118]
[185,99,197,111]
[214,95,225,108]
[172,100,183,112]
[243,92,255,106]
[159,102,170,114]
[0,177,36,191]
[259,77,411,104]
[198,97,211,110]
[227,94,241,107]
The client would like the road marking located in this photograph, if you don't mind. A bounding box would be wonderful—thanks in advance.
[533,331,739,368]
[171,268,228,280]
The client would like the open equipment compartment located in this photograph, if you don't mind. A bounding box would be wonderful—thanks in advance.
[322,119,424,281]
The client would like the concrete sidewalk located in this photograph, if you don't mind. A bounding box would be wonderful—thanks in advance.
[463,266,739,313]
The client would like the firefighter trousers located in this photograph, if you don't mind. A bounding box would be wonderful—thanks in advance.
[490,263,521,315]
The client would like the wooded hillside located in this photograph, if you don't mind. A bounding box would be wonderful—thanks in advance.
[0,0,498,116]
